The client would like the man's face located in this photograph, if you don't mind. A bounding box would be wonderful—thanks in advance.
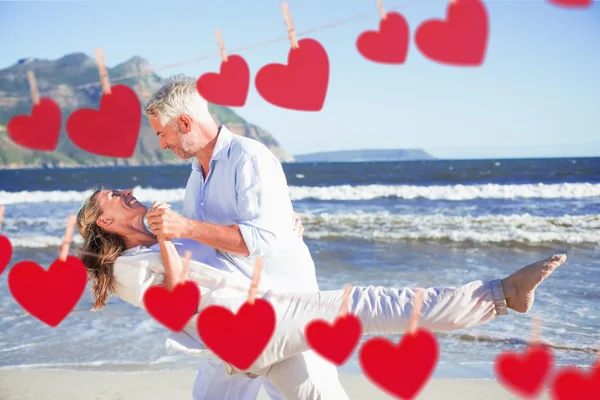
[149,116,194,160]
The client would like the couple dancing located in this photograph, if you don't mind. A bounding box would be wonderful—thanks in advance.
[76,75,566,400]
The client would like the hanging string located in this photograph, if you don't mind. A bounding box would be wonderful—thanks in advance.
[3,1,418,103]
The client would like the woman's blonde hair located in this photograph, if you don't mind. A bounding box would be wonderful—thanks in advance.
[76,189,126,311]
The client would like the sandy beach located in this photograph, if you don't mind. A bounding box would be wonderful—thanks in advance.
[0,370,552,399]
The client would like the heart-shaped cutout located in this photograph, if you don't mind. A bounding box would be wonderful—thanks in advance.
[356,12,410,64]
[255,38,329,111]
[494,344,554,397]
[548,0,592,7]
[8,256,88,327]
[197,55,250,107]
[7,98,62,152]
[306,314,362,365]
[359,329,439,399]
[550,361,600,400]
[415,0,489,66]
[66,84,141,158]
[143,281,200,332]
[197,298,276,370]
[0,235,13,275]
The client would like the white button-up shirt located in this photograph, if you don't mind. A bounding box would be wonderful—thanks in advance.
[182,126,318,292]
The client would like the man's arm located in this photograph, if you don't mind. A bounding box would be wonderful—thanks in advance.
[146,208,250,256]
[146,151,290,256]
[184,220,250,256]
[233,151,293,258]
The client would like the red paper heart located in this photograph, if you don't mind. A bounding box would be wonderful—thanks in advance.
[143,281,200,332]
[548,0,592,7]
[197,55,250,107]
[415,0,489,66]
[255,38,329,111]
[0,235,13,275]
[359,329,439,399]
[8,256,87,327]
[197,298,276,370]
[66,84,141,158]
[550,361,600,400]
[7,98,62,151]
[356,12,410,64]
[494,345,554,397]
[305,314,362,365]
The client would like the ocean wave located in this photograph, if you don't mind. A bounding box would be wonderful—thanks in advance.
[1,182,600,205]
[290,183,600,201]
[300,212,600,245]
[4,213,599,248]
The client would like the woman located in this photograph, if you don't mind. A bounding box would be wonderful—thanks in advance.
[76,188,566,399]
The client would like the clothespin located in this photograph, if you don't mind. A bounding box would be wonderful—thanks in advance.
[338,284,352,318]
[27,71,40,106]
[408,288,424,335]
[376,0,387,20]
[95,48,111,95]
[595,331,600,363]
[529,315,542,345]
[280,3,299,49]
[59,215,76,262]
[215,29,228,63]
[182,251,191,280]
[247,257,263,305]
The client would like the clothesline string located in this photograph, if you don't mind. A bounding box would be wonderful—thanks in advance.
[4,0,418,103]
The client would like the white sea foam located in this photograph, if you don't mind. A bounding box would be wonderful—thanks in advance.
[300,212,600,245]
[1,182,599,205]
[289,182,600,201]
[5,213,599,247]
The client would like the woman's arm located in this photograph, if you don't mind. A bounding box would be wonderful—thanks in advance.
[152,202,188,291]
[157,236,186,291]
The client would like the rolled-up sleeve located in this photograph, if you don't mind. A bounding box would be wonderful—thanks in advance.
[235,152,290,257]
[113,258,164,309]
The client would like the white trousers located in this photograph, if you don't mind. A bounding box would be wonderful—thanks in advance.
[192,279,506,399]
[216,279,507,399]
[192,350,348,400]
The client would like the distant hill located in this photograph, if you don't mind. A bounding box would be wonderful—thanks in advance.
[0,54,293,168]
[294,149,435,162]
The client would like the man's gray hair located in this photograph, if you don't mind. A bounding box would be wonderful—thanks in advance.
[143,74,207,126]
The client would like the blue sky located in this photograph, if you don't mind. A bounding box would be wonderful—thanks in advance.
[1,0,599,159]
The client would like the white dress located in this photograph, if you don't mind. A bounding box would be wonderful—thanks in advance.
[112,242,508,399]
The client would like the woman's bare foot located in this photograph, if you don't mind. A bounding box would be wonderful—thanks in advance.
[502,254,567,313]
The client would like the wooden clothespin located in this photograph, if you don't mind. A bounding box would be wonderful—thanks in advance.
[595,332,600,362]
[247,257,264,305]
[182,251,192,280]
[0,205,5,232]
[27,71,40,106]
[376,0,387,20]
[408,288,424,335]
[280,3,299,49]
[338,284,352,318]
[529,315,542,345]
[95,48,112,95]
[59,215,76,262]
[215,29,228,63]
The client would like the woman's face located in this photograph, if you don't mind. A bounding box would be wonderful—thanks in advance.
[93,189,147,233]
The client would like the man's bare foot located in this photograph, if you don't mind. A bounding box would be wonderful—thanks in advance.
[502,254,567,313]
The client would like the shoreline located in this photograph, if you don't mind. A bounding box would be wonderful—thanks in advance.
[0,370,550,399]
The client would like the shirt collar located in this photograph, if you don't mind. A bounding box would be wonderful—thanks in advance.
[191,125,232,172]
[122,245,144,255]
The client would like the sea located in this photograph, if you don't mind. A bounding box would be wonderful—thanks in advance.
[0,157,599,379]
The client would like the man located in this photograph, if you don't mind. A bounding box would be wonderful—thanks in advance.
[144,75,349,400]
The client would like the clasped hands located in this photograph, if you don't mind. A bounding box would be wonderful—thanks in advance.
[146,202,305,239]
